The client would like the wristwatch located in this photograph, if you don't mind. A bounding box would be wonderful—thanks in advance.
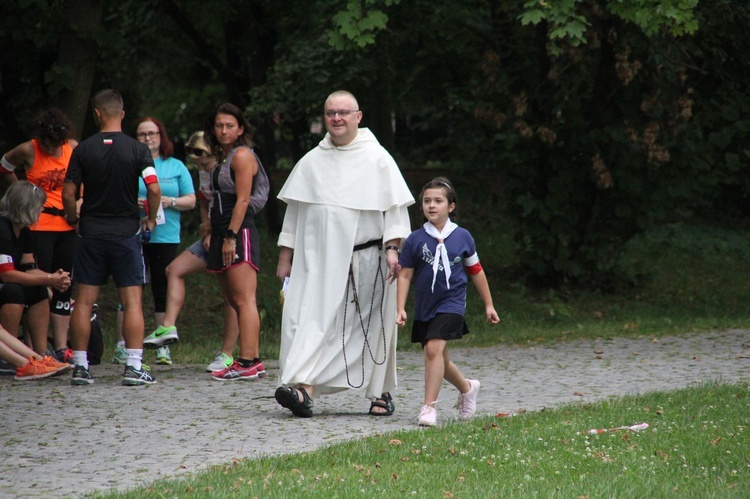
[224,229,237,240]
[170,197,177,207]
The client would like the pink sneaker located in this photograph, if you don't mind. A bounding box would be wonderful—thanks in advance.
[212,360,266,381]
[418,404,437,427]
[456,379,480,420]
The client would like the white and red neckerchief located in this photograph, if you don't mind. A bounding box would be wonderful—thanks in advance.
[423,220,458,292]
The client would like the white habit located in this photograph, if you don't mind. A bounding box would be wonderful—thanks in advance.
[277,128,414,399]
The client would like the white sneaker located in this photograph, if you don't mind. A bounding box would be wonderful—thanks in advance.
[456,379,480,420]
[418,404,437,427]
[206,352,233,372]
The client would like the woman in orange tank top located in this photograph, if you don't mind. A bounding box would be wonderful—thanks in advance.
[1,108,79,359]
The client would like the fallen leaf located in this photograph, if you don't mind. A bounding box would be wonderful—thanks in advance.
[517,408,527,414]
[389,439,402,446]
[710,437,722,446]
[593,350,604,355]
[573,391,584,397]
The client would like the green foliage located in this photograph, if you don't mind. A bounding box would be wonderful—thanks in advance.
[520,0,699,50]
[43,63,75,96]
[2,0,750,289]
[329,0,401,49]
[454,0,750,286]
[609,0,700,36]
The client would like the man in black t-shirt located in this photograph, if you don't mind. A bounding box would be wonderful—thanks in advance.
[63,89,161,386]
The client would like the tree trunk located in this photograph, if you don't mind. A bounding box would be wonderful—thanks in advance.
[56,0,105,140]
[370,31,396,154]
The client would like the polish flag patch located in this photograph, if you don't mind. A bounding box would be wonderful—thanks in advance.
[0,254,15,273]
[103,139,113,145]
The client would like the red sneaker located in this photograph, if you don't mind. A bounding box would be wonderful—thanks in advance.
[211,360,266,381]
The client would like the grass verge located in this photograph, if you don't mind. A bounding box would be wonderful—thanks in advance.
[100,382,750,498]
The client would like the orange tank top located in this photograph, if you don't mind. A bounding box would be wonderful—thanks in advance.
[27,139,73,232]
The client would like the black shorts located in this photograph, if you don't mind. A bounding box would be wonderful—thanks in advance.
[206,226,260,273]
[31,230,77,315]
[71,235,148,288]
[411,313,470,347]
[0,281,48,308]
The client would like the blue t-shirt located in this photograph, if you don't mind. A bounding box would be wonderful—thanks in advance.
[399,226,478,321]
[138,156,194,243]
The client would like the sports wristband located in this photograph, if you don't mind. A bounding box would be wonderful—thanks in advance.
[224,229,237,240]
[1,154,17,173]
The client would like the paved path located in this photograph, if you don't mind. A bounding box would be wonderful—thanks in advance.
[1,329,749,498]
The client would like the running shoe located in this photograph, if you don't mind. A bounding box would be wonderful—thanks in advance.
[144,325,179,349]
[0,359,16,375]
[54,347,74,364]
[212,360,265,381]
[40,356,73,376]
[14,357,68,381]
[71,365,94,385]
[206,352,233,372]
[122,365,157,386]
[456,379,481,420]
[112,345,127,365]
[418,404,437,427]
[155,346,172,365]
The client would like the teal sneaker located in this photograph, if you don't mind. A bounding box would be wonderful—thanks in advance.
[144,325,179,349]
[155,346,172,365]
[122,365,156,386]
[206,352,233,372]
[112,345,127,365]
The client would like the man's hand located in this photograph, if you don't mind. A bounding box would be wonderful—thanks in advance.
[385,251,400,283]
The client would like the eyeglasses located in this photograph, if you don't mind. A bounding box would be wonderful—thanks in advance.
[39,122,68,133]
[137,131,160,140]
[324,109,359,118]
[185,146,209,157]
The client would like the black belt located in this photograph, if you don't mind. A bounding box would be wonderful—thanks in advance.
[42,206,66,216]
[353,239,382,252]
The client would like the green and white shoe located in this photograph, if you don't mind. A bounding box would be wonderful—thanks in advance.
[155,346,172,365]
[112,345,127,365]
[144,325,179,349]
[206,352,233,372]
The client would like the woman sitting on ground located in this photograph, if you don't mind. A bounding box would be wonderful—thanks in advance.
[0,181,72,379]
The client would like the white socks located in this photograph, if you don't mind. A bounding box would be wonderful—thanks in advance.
[125,349,143,370]
[72,350,88,369]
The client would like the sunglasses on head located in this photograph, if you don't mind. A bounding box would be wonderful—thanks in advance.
[185,146,209,157]
[39,122,68,133]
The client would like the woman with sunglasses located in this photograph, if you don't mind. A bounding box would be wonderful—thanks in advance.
[113,117,195,366]
[143,131,240,372]
[0,108,78,359]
